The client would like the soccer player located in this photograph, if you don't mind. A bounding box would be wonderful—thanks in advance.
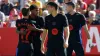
[65,2,93,56]
[16,8,34,56]
[30,0,43,16]
[28,5,45,56]
[41,2,70,56]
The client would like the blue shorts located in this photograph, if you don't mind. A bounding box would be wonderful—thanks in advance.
[16,43,32,56]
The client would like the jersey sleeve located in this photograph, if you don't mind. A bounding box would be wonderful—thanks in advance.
[63,15,69,27]
[80,14,86,26]
[16,20,20,31]
[38,17,44,28]
[44,16,48,29]
[16,20,18,27]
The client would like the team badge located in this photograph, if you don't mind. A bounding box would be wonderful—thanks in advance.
[69,25,73,30]
[52,28,58,35]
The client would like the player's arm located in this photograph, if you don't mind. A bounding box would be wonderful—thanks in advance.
[16,29,26,35]
[41,16,48,54]
[83,24,93,47]
[64,26,70,48]
[81,15,93,47]
[16,20,20,34]
[83,24,90,39]
[33,17,44,32]
[16,20,26,35]
[41,29,48,54]
[63,15,70,48]
[31,27,43,32]
[28,17,44,32]
[27,25,43,32]
[41,29,48,45]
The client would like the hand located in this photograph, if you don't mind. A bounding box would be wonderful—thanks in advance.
[88,39,94,48]
[38,29,43,33]
[27,25,37,31]
[41,43,46,54]
[64,42,68,48]
[20,30,26,35]
[16,30,26,35]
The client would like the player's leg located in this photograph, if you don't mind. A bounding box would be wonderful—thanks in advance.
[16,43,25,56]
[45,47,55,56]
[26,44,33,56]
[17,43,31,56]
[17,47,26,56]
[55,46,66,56]
[73,43,84,56]
[33,42,45,56]
[16,48,18,56]
[67,43,73,56]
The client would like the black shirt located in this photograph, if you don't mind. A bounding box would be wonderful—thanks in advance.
[44,14,68,47]
[29,16,44,43]
[66,13,86,44]
[16,18,33,44]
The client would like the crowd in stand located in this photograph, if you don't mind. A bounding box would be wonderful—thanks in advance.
[0,0,100,27]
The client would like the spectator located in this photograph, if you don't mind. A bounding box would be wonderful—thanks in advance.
[71,0,77,4]
[48,0,59,5]
[85,4,96,25]
[9,7,19,27]
[0,11,5,27]
[84,0,96,6]
[41,0,48,10]
[58,6,64,14]
[30,0,42,8]
[3,16,9,27]
[58,0,63,4]
[40,0,48,6]
[85,4,96,18]
[88,11,96,24]
[19,0,31,9]
[77,0,87,14]
[49,0,57,2]
[0,0,13,16]
[60,0,71,14]
[14,2,20,10]
[91,19,100,25]
[96,0,100,9]
[9,0,18,5]
[24,2,30,8]
[76,3,81,13]
[0,0,1,5]
[42,10,49,19]
[18,2,30,19]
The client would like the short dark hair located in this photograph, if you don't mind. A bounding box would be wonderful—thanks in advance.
[21,8,29,16]
[30,5,38,11]
[66,2,75,9]
[47,2,58,10]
